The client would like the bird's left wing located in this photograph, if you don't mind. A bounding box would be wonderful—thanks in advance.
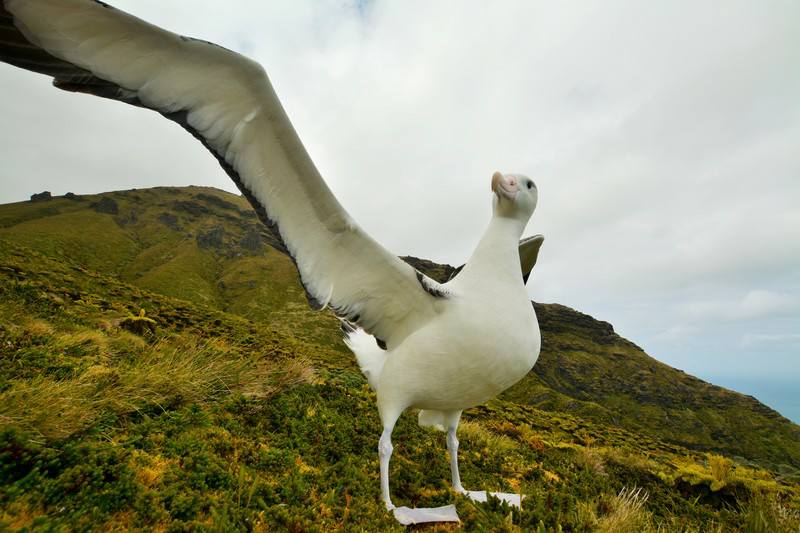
[1,0,445,348]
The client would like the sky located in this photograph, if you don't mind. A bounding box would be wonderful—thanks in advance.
[1,1,798,422]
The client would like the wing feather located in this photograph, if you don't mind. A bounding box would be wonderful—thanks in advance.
[519,234,545,284]
[1,0,444,347]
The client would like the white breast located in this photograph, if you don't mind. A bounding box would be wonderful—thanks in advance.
[376,284,540,412]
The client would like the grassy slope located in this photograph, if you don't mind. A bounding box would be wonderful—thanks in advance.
[0,188,344,349]
[0,188,798,531]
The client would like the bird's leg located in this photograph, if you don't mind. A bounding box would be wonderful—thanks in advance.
[444,410,523,509]
[446,427,466,494]
[442,410,465,493]
[379,423,396,510]
[380,408,461,524]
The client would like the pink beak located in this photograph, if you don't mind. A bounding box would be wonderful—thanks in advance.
[491,172,519,200]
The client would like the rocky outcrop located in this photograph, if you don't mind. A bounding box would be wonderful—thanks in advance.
[196,225,225,249]
[92,197,118,214]
[171,200,209,217]
[401,256,460,282]
[239,226,265,253]
[194,192,238,211]
[30,191,52,202]
[157,212,180,231]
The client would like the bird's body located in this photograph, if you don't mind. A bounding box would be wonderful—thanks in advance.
[1,0,545,524]
[376,218,541,417]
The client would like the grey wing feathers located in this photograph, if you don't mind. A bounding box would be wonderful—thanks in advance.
[519,234,545,284]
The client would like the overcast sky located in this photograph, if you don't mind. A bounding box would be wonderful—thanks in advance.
[1,1,798,421]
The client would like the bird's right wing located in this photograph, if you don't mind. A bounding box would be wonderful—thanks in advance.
[1,0,446,348]
[519,234,545,284]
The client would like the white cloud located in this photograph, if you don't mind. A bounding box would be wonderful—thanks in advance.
[734,291,798,320]
[680,290,797,322]
[652,324,700,345]
[741,333,800,348]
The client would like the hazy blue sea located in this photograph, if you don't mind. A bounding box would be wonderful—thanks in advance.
[710,376,799,424]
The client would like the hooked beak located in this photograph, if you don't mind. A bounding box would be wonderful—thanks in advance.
[491,171,519,200]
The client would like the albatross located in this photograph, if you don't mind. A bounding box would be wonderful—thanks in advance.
[0,0,545,524]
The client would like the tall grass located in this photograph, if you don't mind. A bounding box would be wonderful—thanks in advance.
[458,420,518,454]
[742,491,800,533]
[596,486,650,533]
[0,333,315,440]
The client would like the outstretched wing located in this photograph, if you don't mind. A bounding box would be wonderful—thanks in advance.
[1,0,445,348]
[518,234,544,284]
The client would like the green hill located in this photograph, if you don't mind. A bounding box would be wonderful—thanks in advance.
[1,187,798,531]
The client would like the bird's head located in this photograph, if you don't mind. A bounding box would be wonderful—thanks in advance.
[491,171,538,221]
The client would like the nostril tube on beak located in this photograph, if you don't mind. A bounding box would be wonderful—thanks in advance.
[491,171,503,192]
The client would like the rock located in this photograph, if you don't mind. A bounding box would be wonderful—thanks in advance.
[172,200,209,216]
[115,209,138,226]
[30,191,52,202]
[194,192,238,211]
[401,256,459,282]
[239,226,265,253]
[92,196,119,214]
[157,212,180,230]
[64,192,82,200]
[196,225,225,249]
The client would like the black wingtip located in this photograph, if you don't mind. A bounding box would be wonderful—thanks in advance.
[340,320,356,335]
[415,270,448,299]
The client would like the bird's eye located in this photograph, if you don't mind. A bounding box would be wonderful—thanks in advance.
[526,181,533,189]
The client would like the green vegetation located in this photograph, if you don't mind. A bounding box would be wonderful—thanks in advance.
[0,188,798,530]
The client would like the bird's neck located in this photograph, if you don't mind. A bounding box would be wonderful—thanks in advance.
[459,216,526,284]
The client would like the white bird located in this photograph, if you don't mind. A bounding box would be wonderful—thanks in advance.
[0,0,544,524]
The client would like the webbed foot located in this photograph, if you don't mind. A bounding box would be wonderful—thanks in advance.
[461,490,523,508]
[392,504,459,525]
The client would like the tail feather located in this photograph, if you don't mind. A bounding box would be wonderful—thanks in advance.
[342,325,387,391]
[417,410,447,432]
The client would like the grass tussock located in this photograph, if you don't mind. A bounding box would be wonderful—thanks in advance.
[596,486,651,533]
[52,329,108,353]
[574,445,606,476]
[0,333,316,440]
[708,453,733,489]
[458,420,518,455]
[119,309,157,336]
[602,446,657,474]
[21,318,54,338]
